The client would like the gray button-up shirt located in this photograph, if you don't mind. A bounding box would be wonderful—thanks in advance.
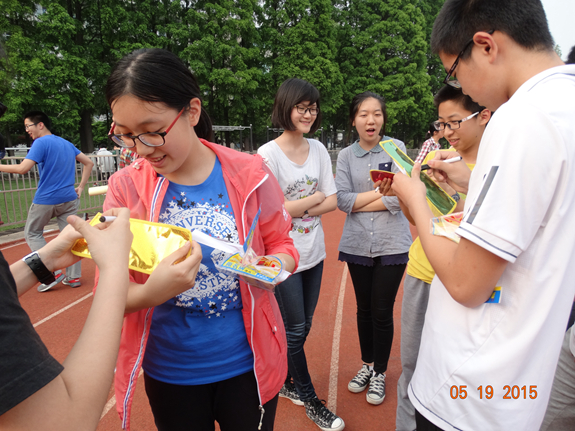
[336,138,412,257]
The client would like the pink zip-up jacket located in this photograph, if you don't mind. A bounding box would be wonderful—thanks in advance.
[100,140,299,430]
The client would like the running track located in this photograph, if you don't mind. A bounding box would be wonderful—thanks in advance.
[7,210,412,431]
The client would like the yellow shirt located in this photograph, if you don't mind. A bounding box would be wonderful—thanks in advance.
[406,150,475,283]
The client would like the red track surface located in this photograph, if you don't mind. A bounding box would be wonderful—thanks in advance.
[7,209,412,431]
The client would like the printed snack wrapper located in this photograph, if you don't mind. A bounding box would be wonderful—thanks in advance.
[192,205,290,292]
[216,253,289,292]
[430,211,463,243]
[379,139,457,216]
[71,212,192,274]
[429,211,501,303]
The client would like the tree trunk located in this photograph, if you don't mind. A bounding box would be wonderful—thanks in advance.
[79,109,94,153]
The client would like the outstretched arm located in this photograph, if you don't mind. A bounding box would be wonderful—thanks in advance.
[1,208,133,431]
[0,158,36,175]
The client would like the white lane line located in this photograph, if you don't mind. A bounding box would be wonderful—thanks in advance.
[33,292,93,328]
[101,394,117,420]
[0,231,59,251]
[100,369,143,420]
[327,263,348,413]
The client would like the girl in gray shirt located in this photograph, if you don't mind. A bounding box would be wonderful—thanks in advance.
[335,92,412,407]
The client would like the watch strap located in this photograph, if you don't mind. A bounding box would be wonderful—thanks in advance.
[23,251,56,285]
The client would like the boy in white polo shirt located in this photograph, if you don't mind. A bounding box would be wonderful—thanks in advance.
[390,0,575,430]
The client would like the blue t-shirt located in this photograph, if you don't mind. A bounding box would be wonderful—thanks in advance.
[142,157,254,385]
[26,135,80,205]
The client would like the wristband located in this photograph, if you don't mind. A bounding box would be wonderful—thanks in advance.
[451,193,461,203]
[22,251,56,285]
[303,209,309,217]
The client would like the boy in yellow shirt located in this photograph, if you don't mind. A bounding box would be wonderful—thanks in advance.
[395,85,490,431]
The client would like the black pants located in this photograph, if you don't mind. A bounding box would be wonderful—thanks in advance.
[415,409,445,431]
[347,261,406,374]
[144,370,278,431]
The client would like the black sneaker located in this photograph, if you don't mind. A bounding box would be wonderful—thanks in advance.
[348,364,372,393]
[304,398,345,431]
[279,380,304,406]
[366,372,386,405]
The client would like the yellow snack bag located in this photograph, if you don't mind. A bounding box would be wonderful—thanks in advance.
[71,212,192,274]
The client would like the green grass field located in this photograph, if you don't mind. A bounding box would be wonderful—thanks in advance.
[0,174,105,232]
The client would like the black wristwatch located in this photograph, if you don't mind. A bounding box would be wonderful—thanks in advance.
[22,251,56,285]
[451,193,461,203]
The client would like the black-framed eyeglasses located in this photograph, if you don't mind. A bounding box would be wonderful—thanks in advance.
[294,105,319,116]
[25,123,39,130]
[433,111,479,130]
[108,107,185,148]
[444,30,494,89]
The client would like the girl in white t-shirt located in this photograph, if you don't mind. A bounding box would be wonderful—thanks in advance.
[257,78,342,431]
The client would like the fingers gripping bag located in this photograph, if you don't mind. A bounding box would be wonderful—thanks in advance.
[71,212,192,274]
[379,139,457,216]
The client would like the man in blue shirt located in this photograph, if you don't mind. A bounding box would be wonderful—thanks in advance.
[0,111,94,291]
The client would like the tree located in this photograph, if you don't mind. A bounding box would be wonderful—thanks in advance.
[180,0,265,149]
[334,0,434,147]
[260,0,344,144]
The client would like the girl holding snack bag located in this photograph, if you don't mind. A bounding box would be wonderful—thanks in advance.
[102,48,298,431]
[335,92,412,406]
[257,78,341,431]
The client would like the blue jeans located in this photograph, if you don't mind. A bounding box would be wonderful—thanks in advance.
[274,261,324,402]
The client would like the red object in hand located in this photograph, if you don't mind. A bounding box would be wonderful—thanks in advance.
[370,170,395,183]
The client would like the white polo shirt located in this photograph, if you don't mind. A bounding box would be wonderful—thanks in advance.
[409,65,575,431]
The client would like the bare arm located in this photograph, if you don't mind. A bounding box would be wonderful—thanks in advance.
[276,252,296,274]
[305,194,337,217]
[0,208,133,431]
[352,190,385,211]
[353,197,387,212]
[0,158,36,175]
[284,191,325,218]
[392,165,507,308]
[75,153,95,198]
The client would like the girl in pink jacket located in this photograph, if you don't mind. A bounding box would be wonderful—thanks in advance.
[103,48,299,431]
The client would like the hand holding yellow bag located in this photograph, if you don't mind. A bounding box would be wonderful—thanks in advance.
[71,212,192,274]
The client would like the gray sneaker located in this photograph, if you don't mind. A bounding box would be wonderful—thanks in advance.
[279,380,304,406]
[348,364,372,393]
[366,372,386,405]
[62,277,81,288]
[37,270,65,292]
[304,398,345,431]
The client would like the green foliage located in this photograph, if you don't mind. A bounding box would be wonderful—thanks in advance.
[1,0,446,151]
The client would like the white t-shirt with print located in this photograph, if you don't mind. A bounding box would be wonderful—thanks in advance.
[258,139,337,273]
[409,65,575,431]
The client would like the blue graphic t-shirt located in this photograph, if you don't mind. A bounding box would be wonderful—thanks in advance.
[142,157,254,385]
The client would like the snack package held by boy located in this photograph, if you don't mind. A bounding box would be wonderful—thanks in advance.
[380,139,456,216]
[430,212,463,243]
[71,212,192,274]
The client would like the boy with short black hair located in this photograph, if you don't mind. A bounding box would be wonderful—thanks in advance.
[390,0,575,430]
[395,85,490,431]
